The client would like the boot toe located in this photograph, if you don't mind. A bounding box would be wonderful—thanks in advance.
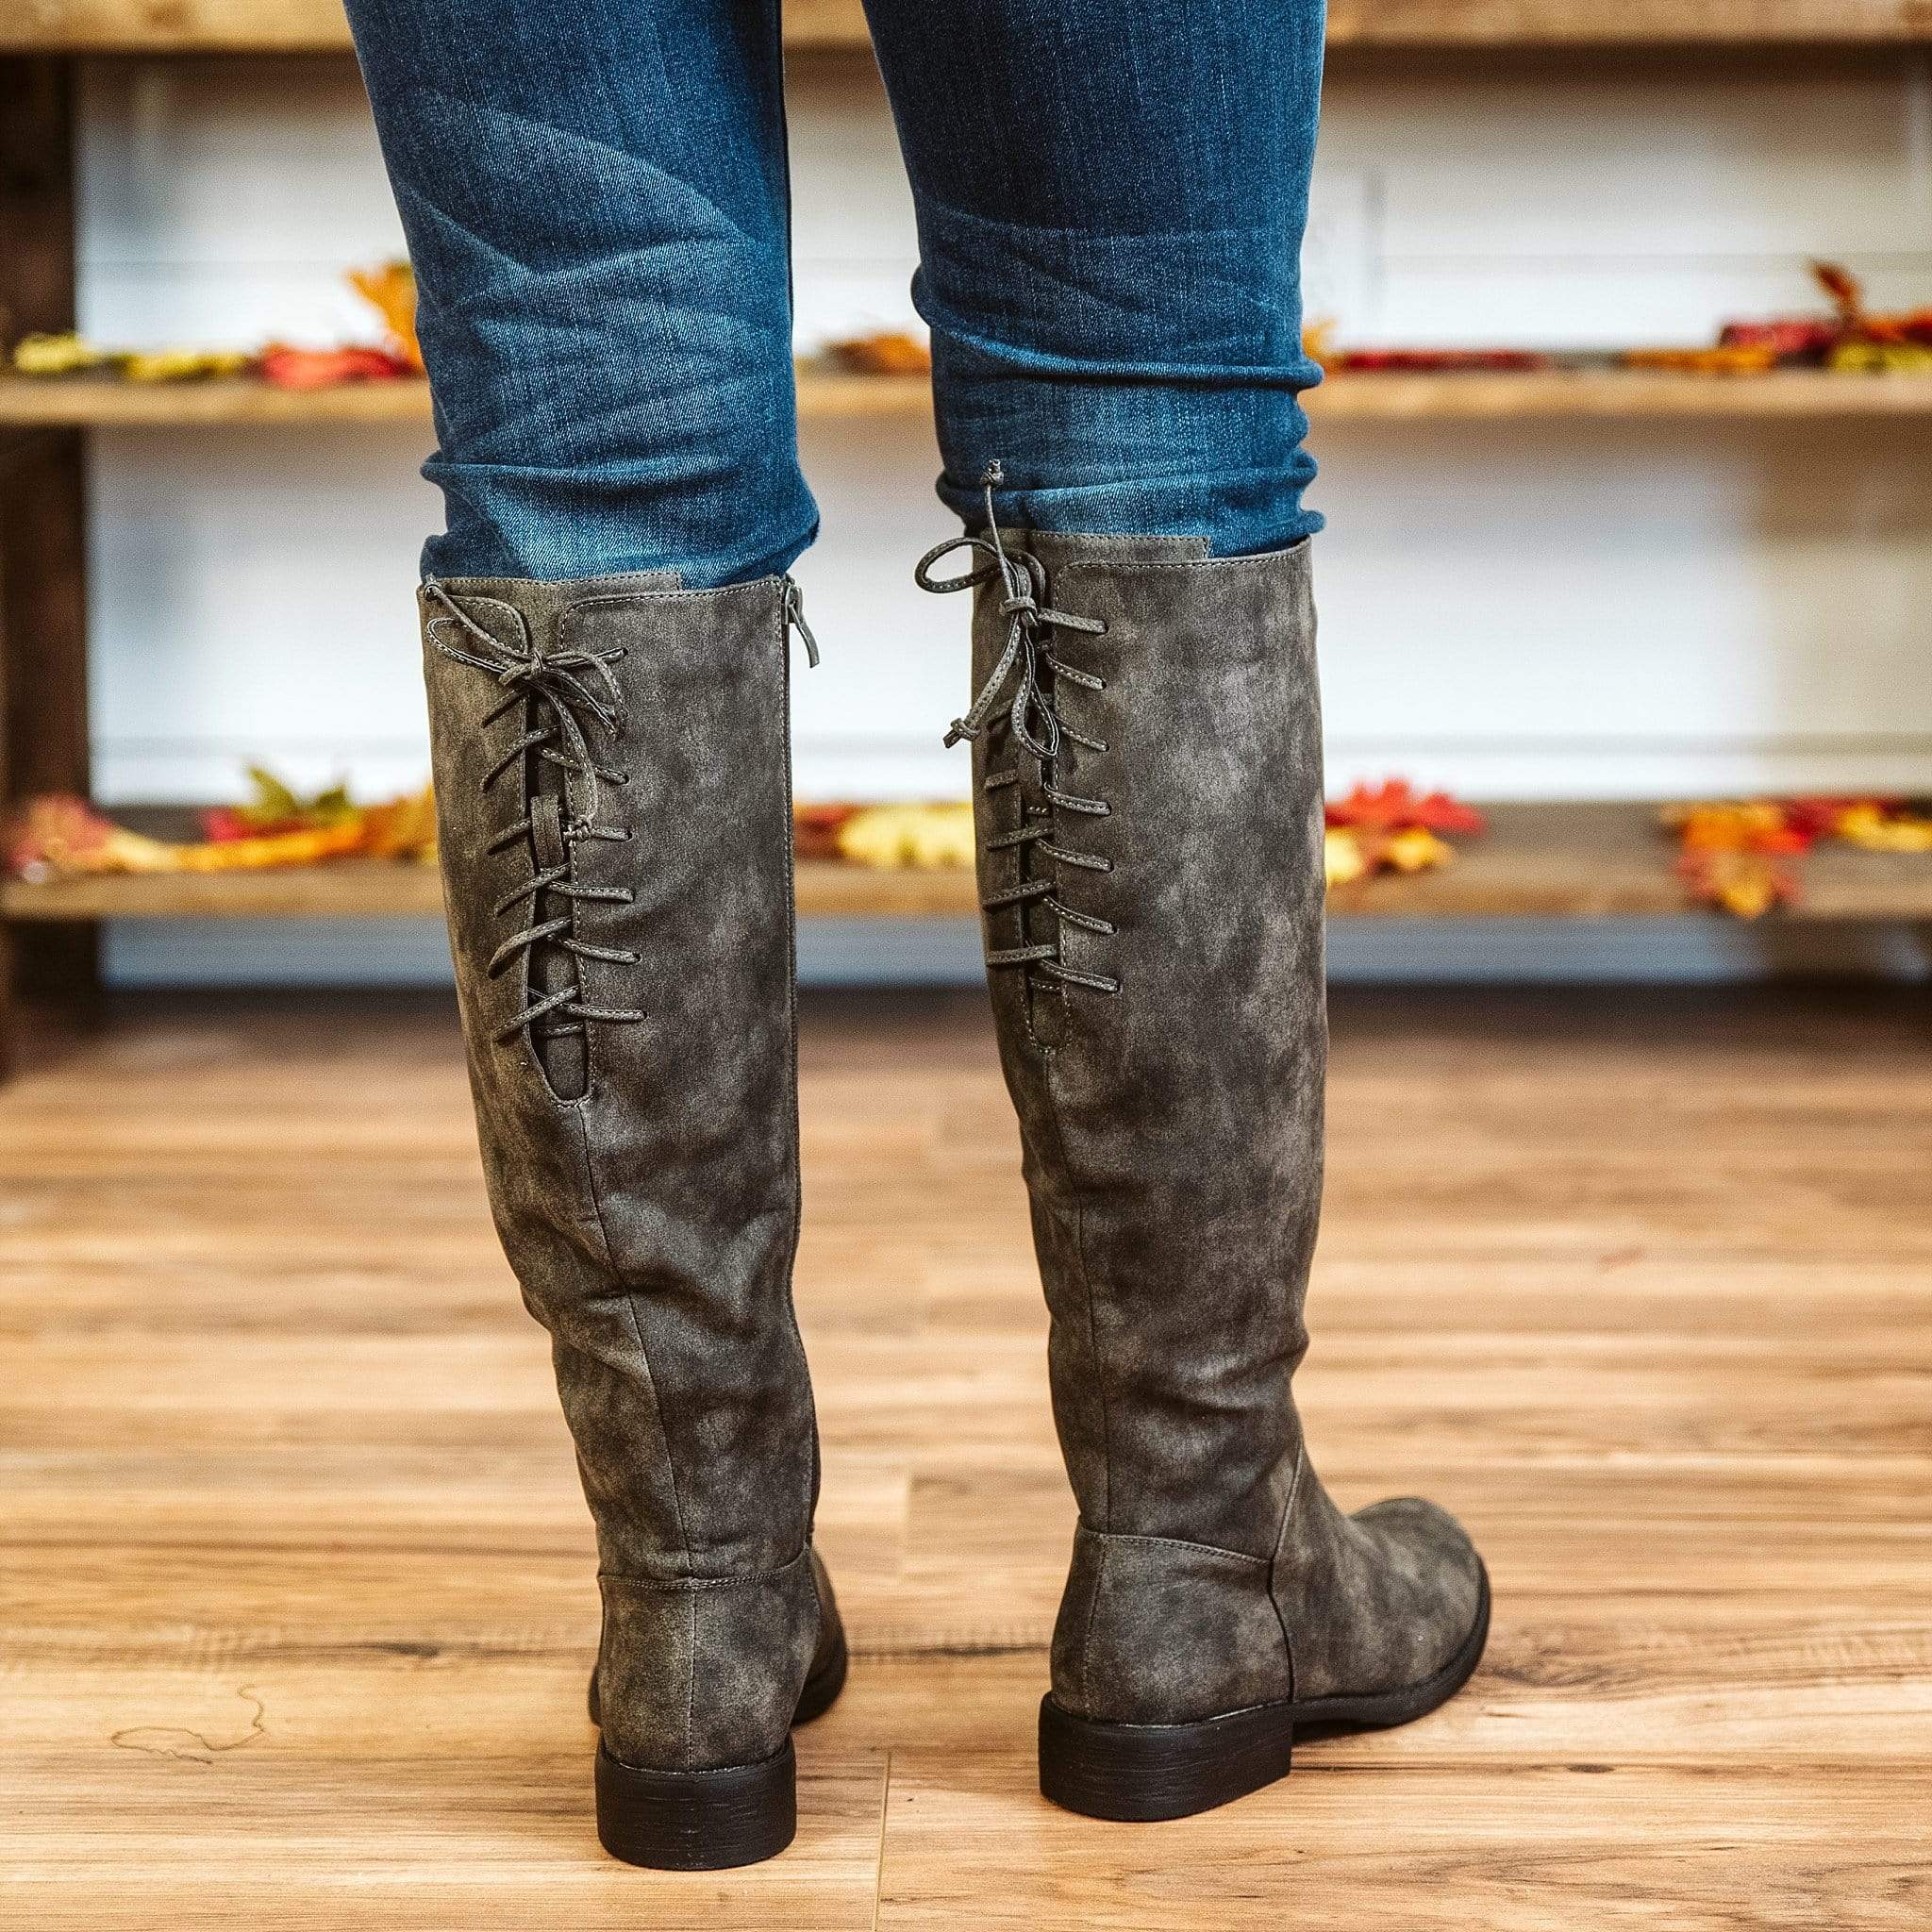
[1347,1495,1487,1688]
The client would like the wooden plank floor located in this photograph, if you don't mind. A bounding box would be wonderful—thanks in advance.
[2,985,1928,1927]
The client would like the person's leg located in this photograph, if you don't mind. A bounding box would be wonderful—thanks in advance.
[867,0,1488,1820]
[349,0,815,586]
[862,0,1324,554]
[346,0,841,1869]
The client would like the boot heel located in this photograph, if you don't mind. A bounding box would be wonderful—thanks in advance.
[594,1739,797,1869]
[1038,1694,1295,1822]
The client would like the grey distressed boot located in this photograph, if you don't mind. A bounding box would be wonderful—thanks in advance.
[917,485,1488,1821]
[420,570,845,1868]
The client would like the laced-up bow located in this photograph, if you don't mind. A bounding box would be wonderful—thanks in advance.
[915,463,1121,998]
[424,580,630,822]
[915,465,1107,759]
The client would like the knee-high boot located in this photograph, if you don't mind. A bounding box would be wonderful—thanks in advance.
[918,509,1488,1822]
[421,570,844,1868]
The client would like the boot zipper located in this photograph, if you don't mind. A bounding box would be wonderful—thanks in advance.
[783,576,821,668]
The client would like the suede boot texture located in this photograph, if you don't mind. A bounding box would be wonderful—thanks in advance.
[419,571,841,1860]
[920,520,1487,1812]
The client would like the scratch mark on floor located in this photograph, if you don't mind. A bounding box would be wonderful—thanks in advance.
[110,1686,267,1766]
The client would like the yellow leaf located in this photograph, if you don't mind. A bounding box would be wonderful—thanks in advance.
[12,331,108,375]
[360,785,439,861]
[1324,827,1367,887]
[1382,826,1456,874]
[1834,805,1932,853]
[123,348,251,383]
[835,803,974,871]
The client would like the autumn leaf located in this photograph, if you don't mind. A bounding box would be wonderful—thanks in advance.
[258,344,414,391]
[348,259,425,373]
[793,802,862,862]
[1382,826,1457,874]
[1663,801,1813,856]
[1324,827,1368,887]
[825,333,931,375]
[1677,849,1796,921]
[1833,804,1932,853]
[835,803,975,871]
[1325,779,1485,837]
[360,785,439,862]
[1811,259,1866,327]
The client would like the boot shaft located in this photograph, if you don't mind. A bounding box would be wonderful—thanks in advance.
[961,534,1327,1560]
[421,571,816,1585]
[929,527,1486,1763]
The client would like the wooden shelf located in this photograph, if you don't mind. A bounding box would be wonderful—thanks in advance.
[0,0,877,54]
[8,366,1932,431]
[0,855,445,920]
[5,804,1928,923]
[0,367,937,427]
[1329,802,1932,920]
[1322,1,1932,47]
[4,0,1926,54]
[1311,367,1932,422]
[0,372,433,426]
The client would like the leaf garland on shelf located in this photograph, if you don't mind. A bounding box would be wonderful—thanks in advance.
[6,772,438,882]
[1665,796,1932,918]
[1324,780,1486,887]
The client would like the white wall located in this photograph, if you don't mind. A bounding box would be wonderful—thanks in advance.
[71,52,1932,979]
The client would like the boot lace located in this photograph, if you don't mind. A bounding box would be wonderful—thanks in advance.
[915,462,1121,997]
[424,579,646,1044]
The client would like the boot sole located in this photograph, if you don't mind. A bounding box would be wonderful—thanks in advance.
[591,1627,850,1869]
[1039,1563,1490,1823]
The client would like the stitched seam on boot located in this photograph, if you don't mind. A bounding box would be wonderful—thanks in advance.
[605,1292,693,1574]
[1086,1528,1273,1565]
[597,1549,811,1590]
[565,1110,694,1578]
[1022,581,1112,1533]
[1073,1195,1112,1531]
[1081,1532,1108,1717]
[1061,541,1312,581]
[1266,1441,1308,1704]
[684,1584,698,1769]
[774,601,818,1543]
[567,1108,698,1746]
[1028,967,1111,1529]
[432,570,681,595]
[1004,529,1209,553]
[1040,1101,1111,1534]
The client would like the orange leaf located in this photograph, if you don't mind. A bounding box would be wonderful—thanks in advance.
[1326,779,1484,836]
[1677,849,1796,920]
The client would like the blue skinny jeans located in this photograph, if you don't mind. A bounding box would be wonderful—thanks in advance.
[345,0,1326,587]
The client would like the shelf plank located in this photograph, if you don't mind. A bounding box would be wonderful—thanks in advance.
[1310,367,1932,421]
[0,372,438,425]
[0,369,929,427]
[1324,0,1932,46]
[4,804,1928,923]
[5,0,1927,53]
[0,856,445,920]
[7,366,1932,431]
[0,0,874,53]
[1330,802,1932,919]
